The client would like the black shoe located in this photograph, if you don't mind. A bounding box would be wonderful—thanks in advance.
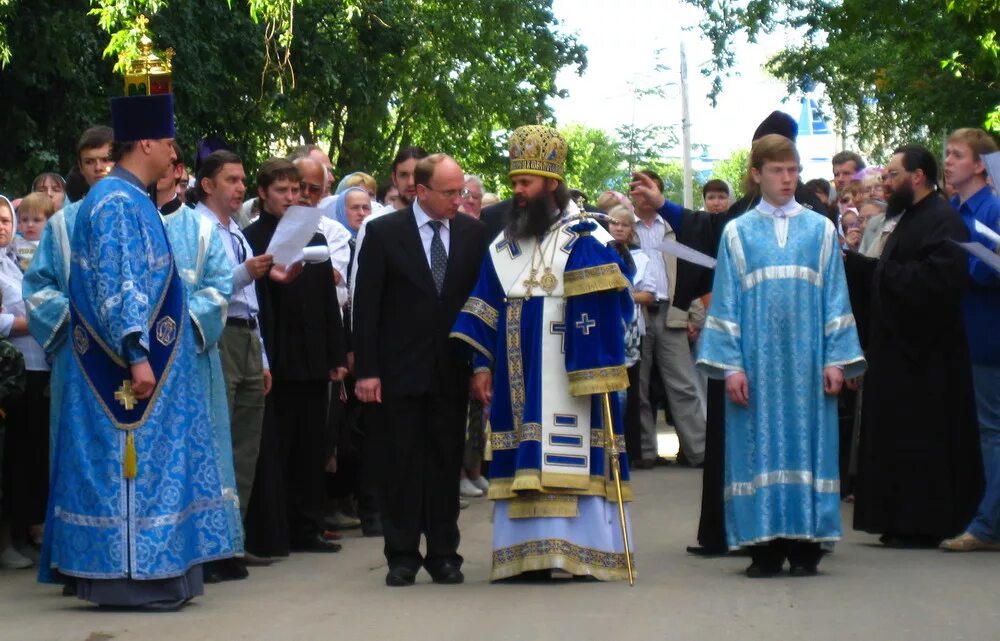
[429,563,464,585]
[361,522,383,537]
[214,558,249,581]
[241,552,274,567]
[61,580,77,597]
[291,533,343,553]
[385,566,417,587]
[880,534,941,549]
[788,564,818,577]
[686,545,729,557]
[202,563,224,584]
[138,598,190,612]
[745,562,783,578]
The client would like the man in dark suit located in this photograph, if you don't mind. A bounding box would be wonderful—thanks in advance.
[353,154,487,586]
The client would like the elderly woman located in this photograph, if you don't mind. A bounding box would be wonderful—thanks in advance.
[606,203,655,465]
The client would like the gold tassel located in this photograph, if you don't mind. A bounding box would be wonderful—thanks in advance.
[123,431,138,479]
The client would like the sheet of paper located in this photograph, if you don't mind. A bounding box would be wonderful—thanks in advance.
[983,151,1000,194]
[974,219,1000,247]
[659,238,717,269]
[265,205,323,266]
[290,245,330,265]
[954,240,1000,275]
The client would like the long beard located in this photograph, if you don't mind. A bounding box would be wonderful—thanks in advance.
[885,184,913,219]
[505,196,559,240]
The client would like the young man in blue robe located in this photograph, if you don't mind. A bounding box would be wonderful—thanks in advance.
[670,134,865,577]
[24,126,115,464]
[39,56,236,610]
[451,126,636,581]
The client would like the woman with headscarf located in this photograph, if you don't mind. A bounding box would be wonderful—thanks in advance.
[0,196,43,569]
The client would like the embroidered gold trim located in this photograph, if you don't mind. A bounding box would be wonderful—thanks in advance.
[488,476,634,502]
[461,297,499,330]
[491,538,634,582]
[563,263,631,297]
[567,365,628,396]
[508,494,578,519]
[449,331,494,363]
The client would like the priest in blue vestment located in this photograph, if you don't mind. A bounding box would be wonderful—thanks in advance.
[686,134,866,578]
[163,199,245,580]
[39,42,236,610]
[451,126,636,581]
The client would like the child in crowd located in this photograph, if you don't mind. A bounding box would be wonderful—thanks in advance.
[14,193,55,271]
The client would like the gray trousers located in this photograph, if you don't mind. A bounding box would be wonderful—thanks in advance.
[219,325,266,516]
[638,306,706,463]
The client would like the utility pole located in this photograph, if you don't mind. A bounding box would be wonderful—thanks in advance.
[680,43,693,209]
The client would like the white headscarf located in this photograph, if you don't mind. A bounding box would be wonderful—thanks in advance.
[0,196,24,285]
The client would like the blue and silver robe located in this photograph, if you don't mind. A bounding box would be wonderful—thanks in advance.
[163,205,243,556]
[696,205,866,549]
[41,172,236,583]
[23,201,81,462]
[451,219,636,581]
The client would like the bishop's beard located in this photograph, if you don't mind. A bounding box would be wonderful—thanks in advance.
[505,195,560,240]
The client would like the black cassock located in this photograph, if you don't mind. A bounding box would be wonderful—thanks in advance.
[845,193,983,540]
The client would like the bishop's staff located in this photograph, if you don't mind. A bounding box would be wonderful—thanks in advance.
[562,210,635,585]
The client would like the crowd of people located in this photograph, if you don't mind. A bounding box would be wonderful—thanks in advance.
[0,61,998,608]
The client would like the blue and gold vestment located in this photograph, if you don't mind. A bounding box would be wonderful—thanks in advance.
[452,217,637,580]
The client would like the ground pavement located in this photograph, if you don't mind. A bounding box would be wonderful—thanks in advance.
[1,466,997,641]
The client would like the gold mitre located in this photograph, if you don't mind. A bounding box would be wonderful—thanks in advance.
[121,15,174,97]
[508,125,567,182]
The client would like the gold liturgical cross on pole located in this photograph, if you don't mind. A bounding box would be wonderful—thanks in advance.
[115,380,137,411]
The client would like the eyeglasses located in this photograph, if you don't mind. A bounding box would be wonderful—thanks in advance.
[300,181,323,195]
[427,187,470,199]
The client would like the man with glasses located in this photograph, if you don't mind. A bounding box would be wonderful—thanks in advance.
[353,154,486,586]
[243,158,348,557]
[193,151,275,569]
[848,144,984,549]
[459,175,485,220]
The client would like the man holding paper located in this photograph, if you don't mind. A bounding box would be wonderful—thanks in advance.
[243,158,348,556]
[939,129,1000,552]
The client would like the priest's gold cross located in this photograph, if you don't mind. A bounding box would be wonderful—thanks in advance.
[523,268,540,299]
[115,380,137,411]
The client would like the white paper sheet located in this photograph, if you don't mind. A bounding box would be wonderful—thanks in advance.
[265,205,324,266]
[983,151,1000,194]
[954,240,1000,275]
[658,238,717,269]
[974,219,1000,247]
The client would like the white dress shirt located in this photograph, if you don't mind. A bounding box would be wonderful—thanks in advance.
[413,198,450,266]
[196,202,269,369]
[635,214,670,302]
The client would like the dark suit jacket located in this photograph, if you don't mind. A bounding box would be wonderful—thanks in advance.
[244,210,346,382]
[353,207,486,400]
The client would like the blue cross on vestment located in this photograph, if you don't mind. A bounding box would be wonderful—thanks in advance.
[550,319,567,353]
[575,313,596,335]
[495,234,522,258]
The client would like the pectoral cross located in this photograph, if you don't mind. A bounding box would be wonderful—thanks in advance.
[575,313,597,336]
[523,268,540,299]
[115,380,137,411]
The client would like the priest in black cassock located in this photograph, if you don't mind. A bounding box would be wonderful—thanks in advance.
[845,144,983,547]
[630,111,828,556]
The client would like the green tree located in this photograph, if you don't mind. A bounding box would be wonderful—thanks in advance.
[561,123,625,198]
[0,0,586,195]
[711,147,749,201]
[684,0,1000,151]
